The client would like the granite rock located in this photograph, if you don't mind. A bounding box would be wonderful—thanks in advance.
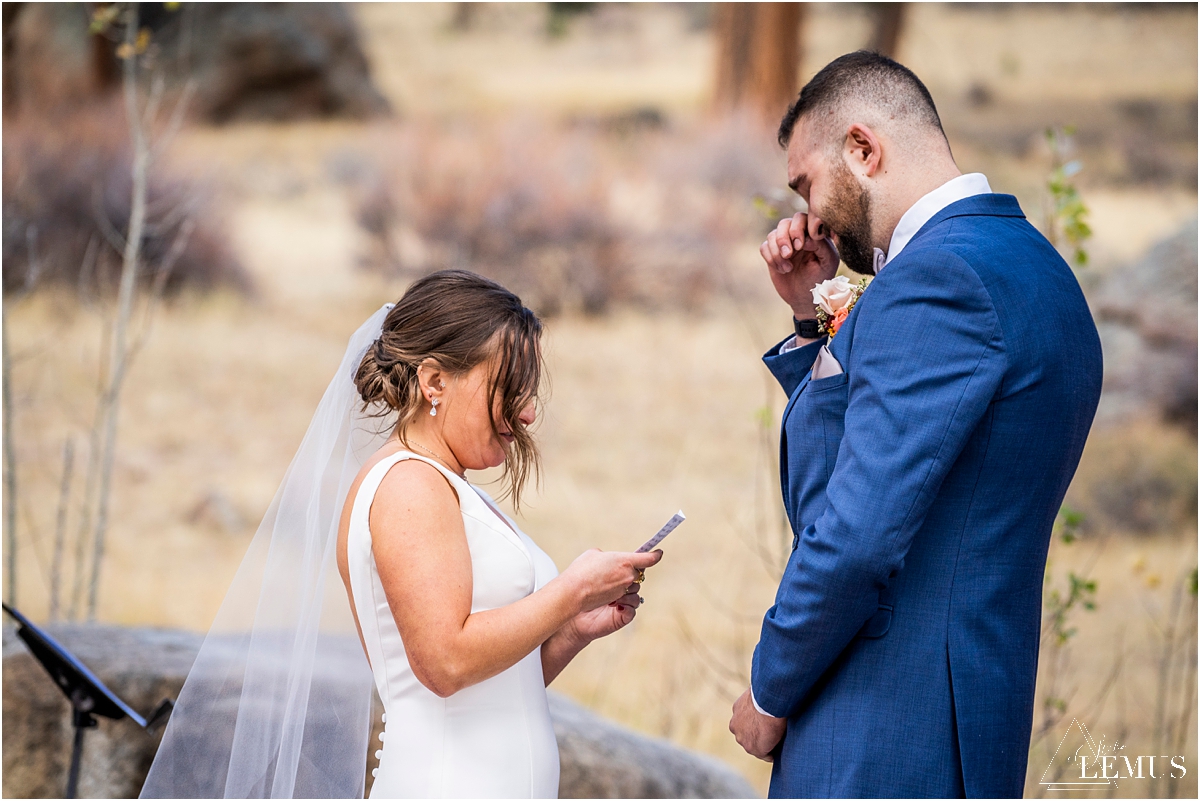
[3,624,756,799]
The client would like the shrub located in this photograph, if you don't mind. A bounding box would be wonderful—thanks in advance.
[340,114,784,316]
[1067,421,1198,535]
[2,103,249,297]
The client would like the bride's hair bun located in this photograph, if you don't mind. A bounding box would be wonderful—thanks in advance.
[354,270,544,507]
[355,338,417,412]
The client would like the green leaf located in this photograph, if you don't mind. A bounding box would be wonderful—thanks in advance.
[754,405,773,429]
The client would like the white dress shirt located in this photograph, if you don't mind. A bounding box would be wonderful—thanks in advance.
[754,173,992,718]
[879,172,992,270]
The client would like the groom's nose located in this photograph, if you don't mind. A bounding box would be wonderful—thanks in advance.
[807,214,829,242]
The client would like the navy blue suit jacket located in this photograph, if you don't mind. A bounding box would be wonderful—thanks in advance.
[751,194,1103,798]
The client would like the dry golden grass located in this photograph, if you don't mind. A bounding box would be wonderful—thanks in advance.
[5,266,792,791]
[4,4,1197,797]
[1029,531,1197,798]
[8,220,1196,796]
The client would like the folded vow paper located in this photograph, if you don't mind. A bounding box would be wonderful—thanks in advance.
[637,511,686,552]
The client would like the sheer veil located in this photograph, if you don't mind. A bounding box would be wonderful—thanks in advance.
[141,304,394,798]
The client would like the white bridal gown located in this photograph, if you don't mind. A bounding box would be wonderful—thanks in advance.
[346,451,561,798]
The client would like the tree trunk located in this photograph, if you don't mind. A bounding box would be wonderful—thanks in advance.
[713,3,804,123]
[866,3,907,59]
[2,3,24,114]
[451,2,477,31]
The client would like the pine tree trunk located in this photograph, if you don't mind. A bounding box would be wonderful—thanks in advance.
[867,3,907,59]
[2,3,24,114]
[713,3,805,123]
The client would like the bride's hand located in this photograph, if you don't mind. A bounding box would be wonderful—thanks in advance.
[560,548,662,614]
[567,589,642,642]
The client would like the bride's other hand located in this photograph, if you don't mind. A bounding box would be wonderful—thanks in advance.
[560,548,662,613]
[540,589,643,685]
[569,589,642,642]
[540,551,659,685]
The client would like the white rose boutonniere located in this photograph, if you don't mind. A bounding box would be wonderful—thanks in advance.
[811,276,869,337]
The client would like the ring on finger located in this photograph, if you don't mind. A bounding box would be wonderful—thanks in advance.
[634,568,645,584]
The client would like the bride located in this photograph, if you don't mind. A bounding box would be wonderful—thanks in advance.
[140,270,661,799]
[339,270,662,797]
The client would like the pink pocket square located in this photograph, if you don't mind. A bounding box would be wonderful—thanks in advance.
[812,345,844,380]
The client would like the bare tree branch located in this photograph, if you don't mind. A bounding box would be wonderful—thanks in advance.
[128,217,193,361]
[87,4,150,621]
[77,234,101,303]
[2,313,18,606]
[49,439,75,622]
[150,78,197,164]
[91,184,129,255]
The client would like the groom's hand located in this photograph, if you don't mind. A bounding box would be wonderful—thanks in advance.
[760,213,840,321]
[730,687,787,762]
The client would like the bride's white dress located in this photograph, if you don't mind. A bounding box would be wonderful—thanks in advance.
[346,450,561,798]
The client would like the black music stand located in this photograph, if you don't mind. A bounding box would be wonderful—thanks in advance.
[2,604,173,798]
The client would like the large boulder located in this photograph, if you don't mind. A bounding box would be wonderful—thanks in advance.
[2,624,756,799]
[6,3,390,122]
[549,693,756,799]
[174,3,392,123]
[1091,220,1198,434]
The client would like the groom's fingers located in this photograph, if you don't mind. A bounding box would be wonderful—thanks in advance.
[774,218,795,259]
[764,231,789,273]
[762,236,787,275]
[787,213,809,252]
[731,688,784,761]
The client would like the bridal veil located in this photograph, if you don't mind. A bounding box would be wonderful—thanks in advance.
[140,304,393,798]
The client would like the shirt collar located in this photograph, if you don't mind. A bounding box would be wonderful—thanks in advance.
[873,173,992,274]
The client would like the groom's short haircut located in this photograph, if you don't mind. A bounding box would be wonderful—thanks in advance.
[778,51,947,150]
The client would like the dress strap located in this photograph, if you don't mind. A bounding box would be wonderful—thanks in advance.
[394,450,469,499]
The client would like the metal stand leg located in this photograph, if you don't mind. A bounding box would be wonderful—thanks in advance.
[66,706,96,799]
[66,723,85,799]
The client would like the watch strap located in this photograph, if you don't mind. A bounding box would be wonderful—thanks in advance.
[794,317,821,339]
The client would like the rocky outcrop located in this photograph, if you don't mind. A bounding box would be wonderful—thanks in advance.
[2,624,756,799]
[549,693,756,798]
[7,3,390,123]
[175,3,392,123]
[1,626,199,799]
[1091,220,1198,434]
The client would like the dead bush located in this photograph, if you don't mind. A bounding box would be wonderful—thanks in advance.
[1066,420,1198,536]
[2,104,249,297]
[340,115,784,316]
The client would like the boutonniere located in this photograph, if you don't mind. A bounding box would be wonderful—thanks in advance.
[812,276,869,338]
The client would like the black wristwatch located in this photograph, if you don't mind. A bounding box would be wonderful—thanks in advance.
[794,317,821,340]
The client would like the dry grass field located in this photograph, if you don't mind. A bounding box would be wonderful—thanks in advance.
[4,4,1196,796]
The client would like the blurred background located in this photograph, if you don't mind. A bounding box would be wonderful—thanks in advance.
[2,3,1196,797]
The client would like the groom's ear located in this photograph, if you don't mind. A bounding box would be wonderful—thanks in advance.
[844,123,882,179]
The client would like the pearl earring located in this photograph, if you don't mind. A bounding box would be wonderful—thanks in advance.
[429,397,440,417]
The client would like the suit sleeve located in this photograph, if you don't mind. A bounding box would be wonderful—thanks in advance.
[763,335,826,397]
[750,251,1007,718]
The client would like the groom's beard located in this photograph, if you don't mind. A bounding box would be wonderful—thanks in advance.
[822,161,877,276]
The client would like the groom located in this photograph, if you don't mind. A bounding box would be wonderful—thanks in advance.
[728,52,1103,797]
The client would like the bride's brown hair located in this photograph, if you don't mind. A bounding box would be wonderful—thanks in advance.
[355,270,544,508]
